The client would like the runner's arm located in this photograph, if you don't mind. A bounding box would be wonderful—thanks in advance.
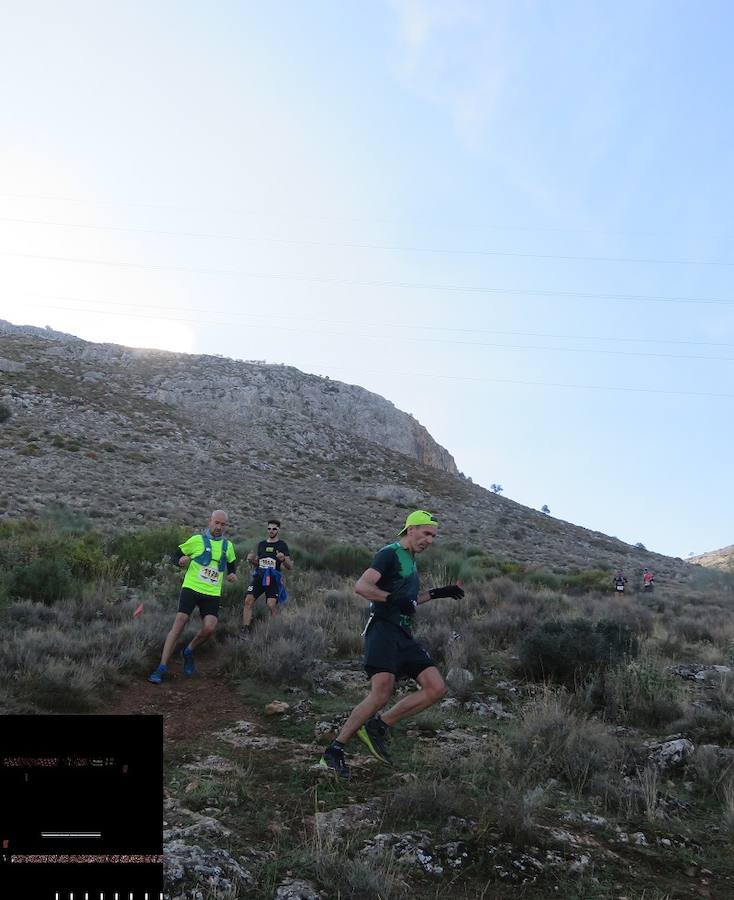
[277,553,294,569]
[355,568,429,604]
[355,568,389,602]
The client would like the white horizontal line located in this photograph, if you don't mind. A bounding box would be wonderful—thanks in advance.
[41,832,102,838]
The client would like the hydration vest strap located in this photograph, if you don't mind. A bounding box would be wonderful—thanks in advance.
[193,532,228,572]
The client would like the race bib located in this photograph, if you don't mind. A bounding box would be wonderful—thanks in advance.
[198,565,220,585]
[616,584,624,591]
[259,557,277,569]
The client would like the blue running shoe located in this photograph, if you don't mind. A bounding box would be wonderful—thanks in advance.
[148,663,167,684]
[182,647,195,676]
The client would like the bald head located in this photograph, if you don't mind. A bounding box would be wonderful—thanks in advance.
[209,510,229,538]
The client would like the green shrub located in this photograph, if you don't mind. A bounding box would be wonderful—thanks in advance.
[518,617,639,684]
[292,541,371,577]
[526,569,609,594]
[525,571,563,591]
[108,524,188,584]
[565,569,611,593]
[318,543,372,577]
[8,557,75,605]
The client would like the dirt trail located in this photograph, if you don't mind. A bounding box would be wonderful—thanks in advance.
[102,655,246,743]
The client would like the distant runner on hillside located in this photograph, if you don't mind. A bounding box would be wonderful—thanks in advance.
[613,571,628,595]
[642,568,655,592]
[240,518,293,640]
[148,510,237,684]
[318,509,464,779]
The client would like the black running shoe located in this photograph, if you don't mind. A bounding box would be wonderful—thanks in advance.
[318,744,350,779]
[357,716,393,766]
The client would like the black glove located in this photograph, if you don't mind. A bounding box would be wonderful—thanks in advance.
[429,584,465,600]
[387,587,418,615]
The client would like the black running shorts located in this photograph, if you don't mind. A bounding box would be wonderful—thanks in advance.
[246,576,279,601]
[363,619,435,681]
[177,587,220,619]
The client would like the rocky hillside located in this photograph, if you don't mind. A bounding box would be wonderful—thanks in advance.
[690,545,734,572]
[0,320,693,582]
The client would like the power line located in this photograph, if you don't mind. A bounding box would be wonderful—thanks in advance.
[3,251,734,306]
[23,291,734,349]
[8,300,732,398]
[2,191,733,243]
[296,364,734,401]
[15,297,734,364]
[2,215,733,267]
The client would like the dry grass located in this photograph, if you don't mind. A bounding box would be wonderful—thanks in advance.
[722,780,734,836]
[638,764,661,822]
[0,585,174,713]
[510,689,623,797]
[595,652,683,726]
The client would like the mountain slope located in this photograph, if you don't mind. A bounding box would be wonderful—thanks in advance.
[1,321,693,583]
[690,545,734,572]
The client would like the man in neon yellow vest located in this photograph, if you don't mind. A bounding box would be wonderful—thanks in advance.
[148,510,237,684]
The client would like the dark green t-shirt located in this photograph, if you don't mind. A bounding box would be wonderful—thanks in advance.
[369,541,420,634]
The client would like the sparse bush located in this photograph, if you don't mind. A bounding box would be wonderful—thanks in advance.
[670,615,716,645]
[311,844,408,900]
[488,576,518,604]
[594,618,640,660]
[722,781,734,836]
[413,618,452,666]
[714,673,734,714]
[637,764,661,822]
[471,609,533,649]
[597,656,682,726]
[241,614,326,683]
[673,705,734,744]
[602,603,654,640]
[491,780,548,845]
[18,657,101,712]
[511,691,622,797]
[691,745,734,797]
[384,777,472,827]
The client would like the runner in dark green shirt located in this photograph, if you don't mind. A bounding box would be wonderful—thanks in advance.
[318,510,464,778]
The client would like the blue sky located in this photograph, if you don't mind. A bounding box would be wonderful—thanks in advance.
[1,1,732,558]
